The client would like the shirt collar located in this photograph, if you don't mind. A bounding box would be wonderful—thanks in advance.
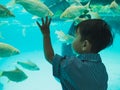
[77,53,102,62]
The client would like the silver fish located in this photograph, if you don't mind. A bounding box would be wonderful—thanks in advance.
[0,4,15,18]
[55,30,75,45]
[0,42,20,58]
[0,67,28,82]
[17,60,40,71]
[60,1,90,20]
[14,0,53,17]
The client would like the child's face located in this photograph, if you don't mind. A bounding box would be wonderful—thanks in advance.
[72,29,83,54]
[72,28,92,54]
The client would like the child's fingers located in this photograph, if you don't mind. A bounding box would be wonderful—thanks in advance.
[48,18,52,25]
[41,17,44,25]
[36,21,41,28]
[45,16,51,25]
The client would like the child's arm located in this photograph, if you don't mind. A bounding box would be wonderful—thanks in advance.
[36,16,54,64]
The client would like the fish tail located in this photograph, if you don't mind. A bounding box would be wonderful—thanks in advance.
[84,0,91,9]
[84,0,92,12]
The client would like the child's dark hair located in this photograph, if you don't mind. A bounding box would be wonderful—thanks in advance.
[76,19,113,53]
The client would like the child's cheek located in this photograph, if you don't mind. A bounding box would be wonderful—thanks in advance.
[72,38,79,50]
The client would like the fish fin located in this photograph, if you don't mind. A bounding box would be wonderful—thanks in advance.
[110,0,119,9]
[14,66,20,71]
[84,0,91,9]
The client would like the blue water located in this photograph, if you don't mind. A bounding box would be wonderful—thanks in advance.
[0,0,120,90]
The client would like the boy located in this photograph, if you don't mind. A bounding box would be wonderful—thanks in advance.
[36,17,113,90]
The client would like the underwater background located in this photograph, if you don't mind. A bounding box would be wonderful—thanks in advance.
[0,0,120,90]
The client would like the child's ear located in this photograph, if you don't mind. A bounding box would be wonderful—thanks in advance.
[82,40,91,52]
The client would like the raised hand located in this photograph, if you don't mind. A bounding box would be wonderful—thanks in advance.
[36,16,52,36]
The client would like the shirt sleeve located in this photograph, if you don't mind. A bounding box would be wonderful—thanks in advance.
[52,54,64,79]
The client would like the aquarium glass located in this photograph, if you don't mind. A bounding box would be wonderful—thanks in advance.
[0,0,120,90]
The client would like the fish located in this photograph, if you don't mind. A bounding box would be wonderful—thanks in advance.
[73,10,101,25]
[0,42,20,58]
[110,0,119,9]
[0,4,15,18]
[17,60,40,71]
[55,30,75,44]
[0,67,28,82]
[9,0,54,17]
[109,0,120,13]
[60,0,90,20]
